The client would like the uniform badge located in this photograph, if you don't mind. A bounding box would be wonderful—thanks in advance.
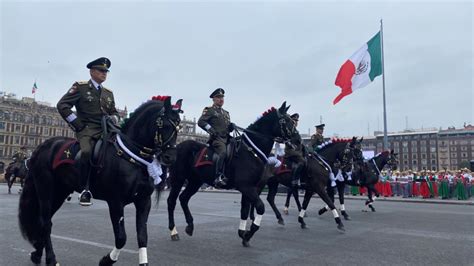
[87,96,94,102]
[69,86,77,94]
[107,97,112,103]
[87,91,91,95]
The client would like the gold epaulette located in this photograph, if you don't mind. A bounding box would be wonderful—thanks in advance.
[76,80,88,85]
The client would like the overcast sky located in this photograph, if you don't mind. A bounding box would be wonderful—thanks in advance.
[1,0,472,137]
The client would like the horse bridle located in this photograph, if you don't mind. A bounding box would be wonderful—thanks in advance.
[338,143,355,171]
[153,108,180,155]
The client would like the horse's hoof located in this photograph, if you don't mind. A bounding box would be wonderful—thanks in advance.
[171,234,180,241]
[283,209,289,215]
[304,212,308,217]
[139,263,148,266]
[242,240,250,247]
[8,190,11,194]
[277,218,285,225]
[342,213,351,220]
[66,196,71,201]
[30,251,42,264]
[369,206,376,212]
[185,225,194,236]
[300,223,307,229]
[337,224,346,232]
[362,209,368,212]
[318,207,327,215]
[99,254,117,266]
[46,256,58,266]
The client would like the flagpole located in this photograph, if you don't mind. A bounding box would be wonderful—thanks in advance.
[380,19,388,151]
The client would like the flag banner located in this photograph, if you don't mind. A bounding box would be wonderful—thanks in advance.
[333,31,382,104]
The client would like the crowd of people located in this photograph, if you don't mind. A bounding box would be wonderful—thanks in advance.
[349,168,474,200]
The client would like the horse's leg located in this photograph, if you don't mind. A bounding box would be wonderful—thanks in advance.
[99,202,126,266]
[338,183,350,220]
[179,179,202,237]
[293,188,303,212]
[250,183,265,222]
[238,194,251,245]
[318,184,335,215]
[283,187,292,215]
[367,185,377,212]
[297,189,314,229]
[314,185,345,232]
[134,197,151,266]
[167,178,185,241]
[240,187,265,247]
[266,181,284,225]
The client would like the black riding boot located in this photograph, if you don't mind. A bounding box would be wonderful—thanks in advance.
[291,163,303,189]
[213,154,228,188]
[79,156,92,206]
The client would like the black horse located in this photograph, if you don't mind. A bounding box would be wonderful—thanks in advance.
[319,148,398,218]
[18,96,182,266]
[253,137,358,231]
[5,159,28,194]
[167,102,295,247]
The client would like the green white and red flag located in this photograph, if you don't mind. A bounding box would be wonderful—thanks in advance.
[333,31,382,104]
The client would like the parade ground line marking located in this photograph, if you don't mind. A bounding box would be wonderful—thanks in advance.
[51,234,138,254]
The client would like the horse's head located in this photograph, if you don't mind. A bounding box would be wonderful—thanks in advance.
[247,101,296,143]
[387,149,398,170]
[151,96,183,165]
[353,137,364,163]
[319,137,357,172]
[123,96,183,166]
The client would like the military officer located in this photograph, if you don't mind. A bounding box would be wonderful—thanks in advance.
[10,146,27,167]
[198,88,235,188]
[284,113,306,188]
[309,123,325,152]
[57,57,119,206]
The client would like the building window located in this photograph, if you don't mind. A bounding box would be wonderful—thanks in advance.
[430,147,436,153]
[421,153,426,159]
[460,140,468,145]
[430,140,436,145]
[461,153,467,158]
[450,140,457,145]
[14,136,20,144]
[451,153,457,158]
[413,154,417,159]
[0,135,4,143]
[403,147,408,153]
[393,142,399,147]
[402,142,408,147]
[451,159,457,165]
[420,140,426,145]
[431,159,436,164]
[412,147,418,152]
[411,141,417,146]
[403,154,408,159]
[450,147,457,151]
[461,146,467,151]
[15,124,21,132]
[420,147,427,152]
[403,160,408,165]
[413,160,418,165]
[421,159,427,165]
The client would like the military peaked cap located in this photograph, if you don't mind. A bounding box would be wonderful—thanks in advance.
[87,57,111,71]
[210,88,225,98]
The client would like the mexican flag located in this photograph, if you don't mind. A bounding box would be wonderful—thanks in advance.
[333,31,382,105]
[32,82,38,94]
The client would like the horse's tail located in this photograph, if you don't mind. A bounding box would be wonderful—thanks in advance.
[18,169,41,245]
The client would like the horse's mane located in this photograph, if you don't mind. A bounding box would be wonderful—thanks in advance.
[122,99,164,132]
[249,107,278,125]
[318,138,352,151]
[373,150,390,159]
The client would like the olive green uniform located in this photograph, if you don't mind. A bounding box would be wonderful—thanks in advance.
[57,80,119,159]
[309,133,324,152]
[197,104,231,156]
[10,151,27,168]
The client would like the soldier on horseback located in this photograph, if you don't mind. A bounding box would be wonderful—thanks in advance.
[284,113,306,188]
[10,146,27,168]
[309,123,325,152]
[198,88,235,188]
[57,57,119,206]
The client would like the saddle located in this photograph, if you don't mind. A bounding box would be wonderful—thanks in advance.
[52,117,119,170]
[194,137,240,169]
[275,156,291,175]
